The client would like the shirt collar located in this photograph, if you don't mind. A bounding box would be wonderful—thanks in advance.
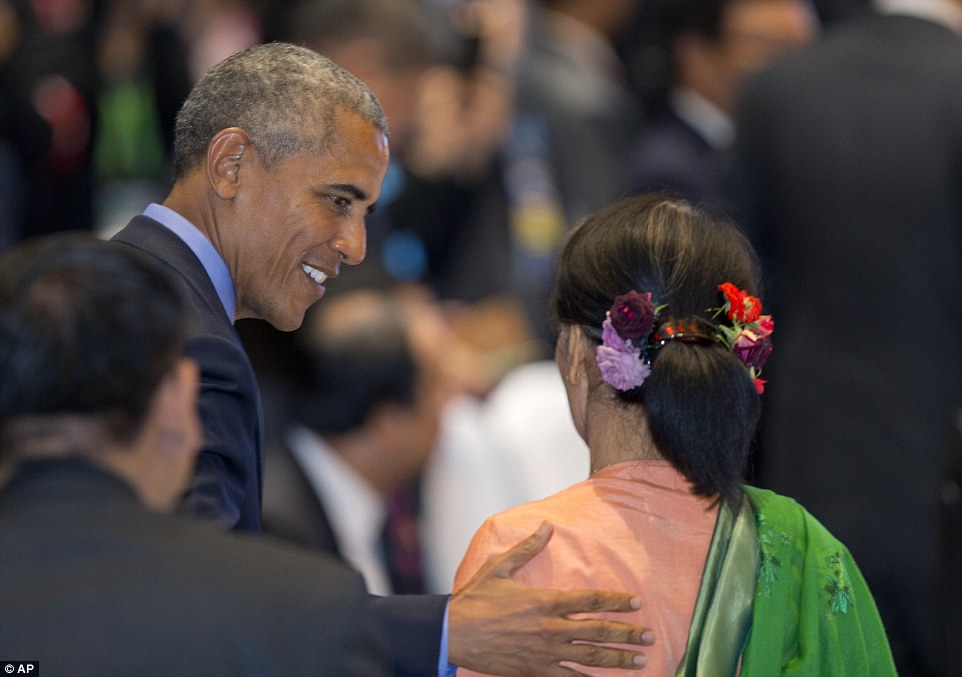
[287,425,392,595]
[874,0,962,32]
[143,203,237,323]
[670,87,735,150]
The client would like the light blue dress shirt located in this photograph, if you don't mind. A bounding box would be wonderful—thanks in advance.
[143,203,236,323]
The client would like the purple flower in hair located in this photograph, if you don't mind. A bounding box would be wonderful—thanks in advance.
[733,327,774,371]
[596,316,651,390]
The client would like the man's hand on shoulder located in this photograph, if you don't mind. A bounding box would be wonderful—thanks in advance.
[448,522,655,676]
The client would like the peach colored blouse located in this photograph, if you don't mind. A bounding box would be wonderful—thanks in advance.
[453,460,719,677]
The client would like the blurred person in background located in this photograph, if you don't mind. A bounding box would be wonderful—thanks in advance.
[262,285,453,596]
[0,0,102,243]
[93,0,192,235]
[505,0,644,342]
[628,0,817,210]
[724,0,962,672]
[259,282,592,599]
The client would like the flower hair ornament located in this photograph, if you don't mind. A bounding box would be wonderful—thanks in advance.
[595,284,774,394]
[712,282,774,393]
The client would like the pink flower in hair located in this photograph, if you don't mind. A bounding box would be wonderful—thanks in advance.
[596,316,651,391]
[757,315,774,336]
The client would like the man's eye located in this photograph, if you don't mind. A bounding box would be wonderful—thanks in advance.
[328,195,350,210]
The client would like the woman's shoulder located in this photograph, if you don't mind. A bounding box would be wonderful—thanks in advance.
[742,484,861,569]
[479,487,582,534]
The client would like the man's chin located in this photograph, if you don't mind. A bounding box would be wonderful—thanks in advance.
[270,304,316,332]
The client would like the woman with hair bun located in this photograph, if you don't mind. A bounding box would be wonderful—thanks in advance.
[453,194,895,675]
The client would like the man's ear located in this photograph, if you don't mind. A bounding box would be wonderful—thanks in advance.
[135,358,202,512]
[206,127,250,199]
[151,359,200,443]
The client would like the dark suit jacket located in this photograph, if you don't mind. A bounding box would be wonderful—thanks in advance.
[726,14,962,675]
[630,108,720,210]
[261,439,447,676]
[0,459,390,676]
[114,216,448,676]
[261,438,341,556]
[113,216,263,532]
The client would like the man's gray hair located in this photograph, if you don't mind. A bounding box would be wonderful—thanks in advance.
[172,42,387,178]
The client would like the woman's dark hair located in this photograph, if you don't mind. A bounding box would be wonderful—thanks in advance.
[0,233,190,446]
[551,194,762,506]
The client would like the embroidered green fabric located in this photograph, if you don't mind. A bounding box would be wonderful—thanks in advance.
[676,486,897,676]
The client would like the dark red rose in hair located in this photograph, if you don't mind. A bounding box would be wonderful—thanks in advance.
[609,291,655,342]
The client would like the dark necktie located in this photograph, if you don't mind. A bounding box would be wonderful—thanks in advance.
[381,484,425,594]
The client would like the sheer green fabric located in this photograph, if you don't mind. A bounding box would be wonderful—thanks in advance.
[678,486,897,676]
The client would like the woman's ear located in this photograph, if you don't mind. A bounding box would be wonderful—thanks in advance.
[564,325,590,385]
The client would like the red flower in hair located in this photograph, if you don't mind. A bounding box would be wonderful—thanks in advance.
[718,282,762,323]
[609,291,655,342]
[712,285,774,395]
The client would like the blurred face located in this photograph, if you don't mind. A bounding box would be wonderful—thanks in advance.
[702,0,818,112]
[385,368,446,484]
[721,0,816,69]
[386,293,453,482]
[231,108,390,331]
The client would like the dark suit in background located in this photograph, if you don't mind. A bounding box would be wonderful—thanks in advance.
[725,10,962,675]
[260,437,443,676]
[0,459,389,677]
[631,108,719,209]
[262,440,341,556]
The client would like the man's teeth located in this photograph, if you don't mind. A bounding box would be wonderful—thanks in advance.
[301,264,327,285]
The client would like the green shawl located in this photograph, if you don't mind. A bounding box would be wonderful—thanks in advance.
[676,486,897,676]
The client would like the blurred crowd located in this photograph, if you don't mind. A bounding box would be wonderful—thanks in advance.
[0,0,860,323]
[0,0,857,387]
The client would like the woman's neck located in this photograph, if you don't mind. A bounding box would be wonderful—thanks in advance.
[584,400,663,475]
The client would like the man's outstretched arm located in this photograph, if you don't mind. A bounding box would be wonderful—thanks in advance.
[448,522,655,676]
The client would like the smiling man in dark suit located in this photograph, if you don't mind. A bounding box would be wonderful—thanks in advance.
[110,42,654,677]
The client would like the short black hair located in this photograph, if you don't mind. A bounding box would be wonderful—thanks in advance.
[291,290,418,436]
[172,42,386,179]
[0,233,189,447]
